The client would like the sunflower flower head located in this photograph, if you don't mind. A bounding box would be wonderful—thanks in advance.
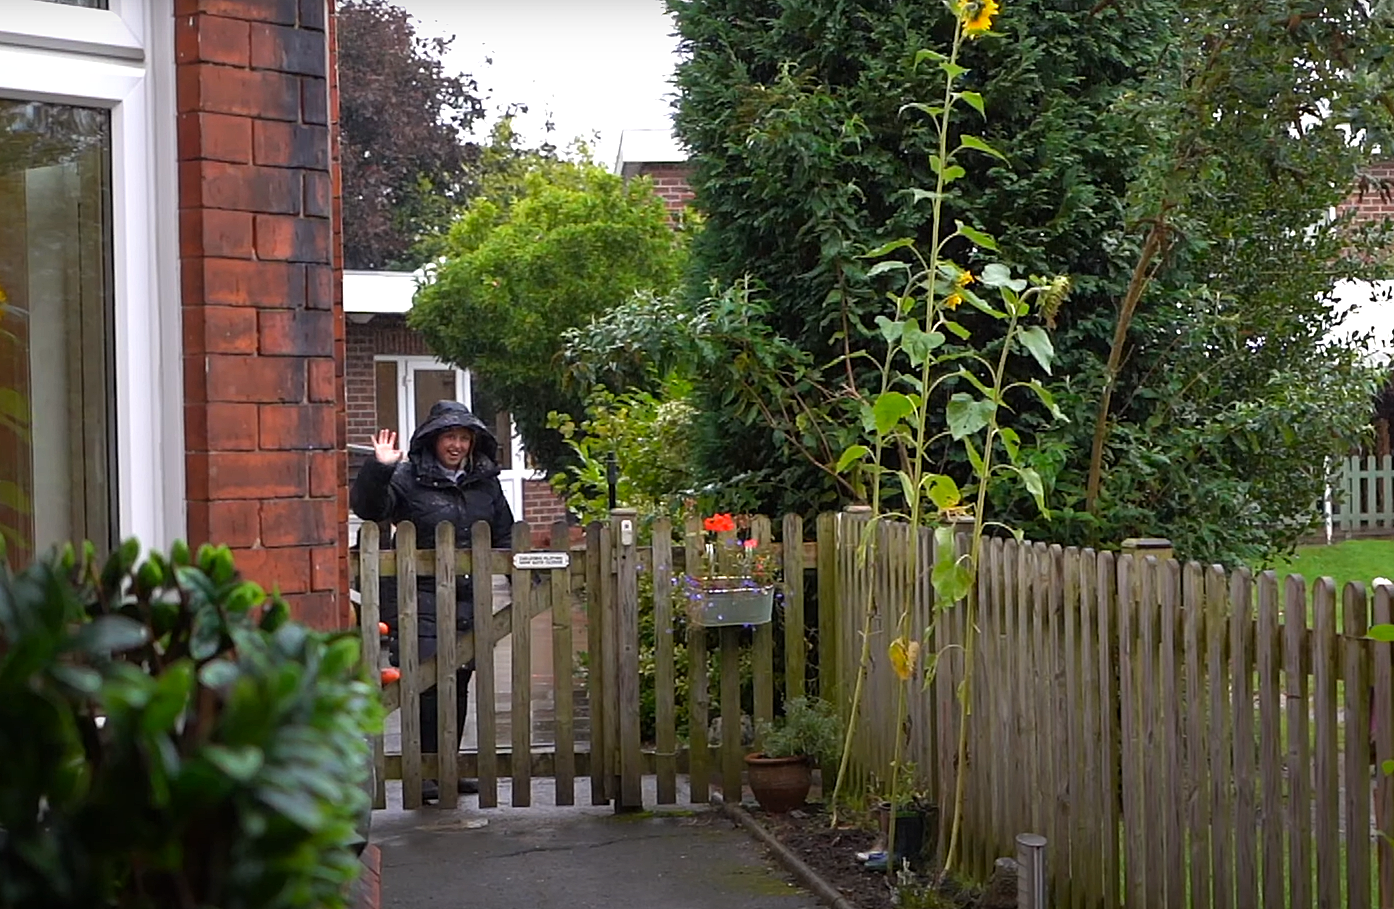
[944,292,963,310]
[955,270,974,287]
[959,0,999,35]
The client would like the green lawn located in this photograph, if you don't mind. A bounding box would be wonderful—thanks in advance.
[1266,538,1394,594]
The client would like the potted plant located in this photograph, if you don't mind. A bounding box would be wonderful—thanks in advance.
[681,512,779,627]
[863,761,939,872]
[744,697,842,813]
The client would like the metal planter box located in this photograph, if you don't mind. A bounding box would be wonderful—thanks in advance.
[687,578,775,627]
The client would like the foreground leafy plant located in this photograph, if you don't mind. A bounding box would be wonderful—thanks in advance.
[0,539,382,909]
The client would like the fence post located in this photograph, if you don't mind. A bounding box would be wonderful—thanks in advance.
[397,522,422,810]
[1120,537,1173,564]
[585,522,609,805]
[610,507,643,811]
[815,512,839,710]
[357,522,387,810]
[435,522,458,808]
[510,522,534,808]
[783,513,806,702]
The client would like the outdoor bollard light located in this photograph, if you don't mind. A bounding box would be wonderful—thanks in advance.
[606,452,618,510]
[1015,833,1047,909]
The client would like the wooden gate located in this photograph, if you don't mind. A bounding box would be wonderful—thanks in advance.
[349,509,827,812]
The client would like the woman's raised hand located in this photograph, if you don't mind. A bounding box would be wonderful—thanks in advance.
[371,429,404,465]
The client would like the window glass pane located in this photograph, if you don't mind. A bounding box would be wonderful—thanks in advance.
[412,368,457,434]
[374,360,399,437]
[0,100,115,569]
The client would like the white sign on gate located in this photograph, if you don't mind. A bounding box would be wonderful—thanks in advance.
[512,551,571,570]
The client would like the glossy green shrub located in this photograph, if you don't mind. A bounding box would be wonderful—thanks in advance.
[0,539,383,909]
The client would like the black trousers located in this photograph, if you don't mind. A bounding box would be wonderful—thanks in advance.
[419,665,474,758]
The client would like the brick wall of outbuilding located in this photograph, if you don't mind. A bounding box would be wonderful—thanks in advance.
[634,162,694,220]
[1349,163,1394,227]
[1346,160,1394,231]
[176,0,348,630]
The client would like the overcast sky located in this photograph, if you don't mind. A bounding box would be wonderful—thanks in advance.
[401,0,682,168]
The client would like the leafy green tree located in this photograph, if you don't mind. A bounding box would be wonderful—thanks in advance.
[1022,0,1394,563]
[646,0,1393,564]
[409,157,688,473]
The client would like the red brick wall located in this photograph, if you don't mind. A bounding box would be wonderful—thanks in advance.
[524,478,575,546]
[636,162,694,219]
[328,1,349,621]
[345,320,375,448]
[176,0,348,630]
[1345,160,1394,229]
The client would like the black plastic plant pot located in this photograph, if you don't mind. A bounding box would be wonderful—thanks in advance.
[877,801,935,869]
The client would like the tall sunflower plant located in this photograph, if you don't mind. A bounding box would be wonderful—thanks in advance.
[827,0,1069,880]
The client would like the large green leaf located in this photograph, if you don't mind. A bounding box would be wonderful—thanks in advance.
[1025,379,1067,421]
[1018,326,1055,375]
[931,526,973,605]
[955,221,998,252]
[837,444,870,473]
[957,91,986,117]
[1015,466,1049,517]
[999,426,1022,464]
[1370,624,1394,643]
[902,323,945,366]
[957,134,1007,161]
[876,315,904,344]
[873,391,916,435]
[143,660,194,734]
[925,474,962,509]
[204,744,265,783]
[946,392,996,440]
[978,262,1026,292]
[862,237,916,258]
[67,615,148,656]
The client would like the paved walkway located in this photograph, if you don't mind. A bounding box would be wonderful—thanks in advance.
[368,778,819,909]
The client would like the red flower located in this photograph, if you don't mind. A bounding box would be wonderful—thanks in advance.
[703,513,736,533]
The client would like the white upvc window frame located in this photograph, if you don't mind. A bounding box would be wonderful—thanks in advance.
[373,355,472,442]
[0,0,185,550]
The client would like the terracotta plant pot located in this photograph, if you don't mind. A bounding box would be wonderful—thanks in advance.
[744,753,812,813]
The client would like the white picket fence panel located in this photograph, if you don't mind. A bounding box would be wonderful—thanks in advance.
[1330,455,1394,537]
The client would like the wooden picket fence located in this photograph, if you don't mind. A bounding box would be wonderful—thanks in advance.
[352,506,1394,908]
[349,510,827,812]
[1333,454,1394,537]
[831,510,1394,909]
